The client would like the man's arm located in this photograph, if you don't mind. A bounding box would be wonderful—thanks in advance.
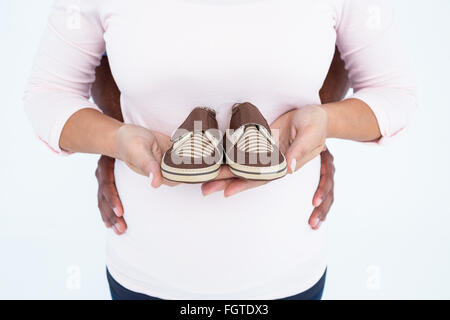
[92,56,126,235]
[92,56,124,121]
[320,47,350,104]
[311,47,349,229]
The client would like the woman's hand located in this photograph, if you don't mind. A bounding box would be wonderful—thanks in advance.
[96,126,236,235]
[284,105,328,173]
[201,106,334,230]
[202,106,328,195]
[116,124,172,188]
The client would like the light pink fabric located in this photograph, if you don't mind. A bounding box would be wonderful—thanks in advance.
[24,0,417,299]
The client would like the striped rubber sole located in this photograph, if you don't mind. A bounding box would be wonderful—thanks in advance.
[161,157,222,184]
[225,153,287,181]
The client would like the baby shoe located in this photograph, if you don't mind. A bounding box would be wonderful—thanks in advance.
[161,107,223,183]
[224,102,287,181]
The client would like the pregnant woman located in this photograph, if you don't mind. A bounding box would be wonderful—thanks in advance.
[25,0,417,300]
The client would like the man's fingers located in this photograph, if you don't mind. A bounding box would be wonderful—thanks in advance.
[111,217,127,235]
[309,206,324,230]
[313,148,335,206]
[98,198,116,228]
[313,171,334,207]
[102,183,124,217]
[201,179,234,196]
[309,148,336,230]
[309,194,334,230]
[98,196,127,235]
[319,191,334,221]
[96,157,127,234]
[224,179,268,198]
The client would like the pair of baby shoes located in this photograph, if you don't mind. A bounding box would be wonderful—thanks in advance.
[161,102,287,183]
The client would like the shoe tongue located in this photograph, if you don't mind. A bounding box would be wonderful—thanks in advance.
[229,102,271,134]
[172,107,218,141]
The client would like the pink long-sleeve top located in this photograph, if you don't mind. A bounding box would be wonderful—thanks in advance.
[24,0,417,299]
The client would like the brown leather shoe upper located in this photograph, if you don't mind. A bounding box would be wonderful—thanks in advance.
[172,107,219,141]
[226,102,284,167]
[229,102,271,132]
[163,107,223,169]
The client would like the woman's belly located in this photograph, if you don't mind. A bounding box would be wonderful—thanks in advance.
[107,156,326,299]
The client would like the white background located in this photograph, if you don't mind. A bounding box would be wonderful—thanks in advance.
[1,0,449,299]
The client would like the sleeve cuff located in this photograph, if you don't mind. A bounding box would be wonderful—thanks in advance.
[47,104,103,155]
[350,88,409,146]
[24,90,103,155]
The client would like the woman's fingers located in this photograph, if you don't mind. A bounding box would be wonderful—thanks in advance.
[286,125,325,174]
[163,179,180,187]
[285,107,328,173]
[214,166,235,180]
[224,179,269,198]
[138,144,164,188]
[201,167,236,196]
[116,125,165,188]
[202,178,268,197]
[202,179,233,196]
[286,141,323,174]
[141,138,164,188]
[147,158,164,188]
[126,153,163,188]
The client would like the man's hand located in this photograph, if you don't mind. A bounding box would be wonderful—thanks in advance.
[309,148,335,229]
[96,156,126,235]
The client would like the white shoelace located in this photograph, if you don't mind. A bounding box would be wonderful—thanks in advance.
[236,125,274,153]
[173,131,219,159]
